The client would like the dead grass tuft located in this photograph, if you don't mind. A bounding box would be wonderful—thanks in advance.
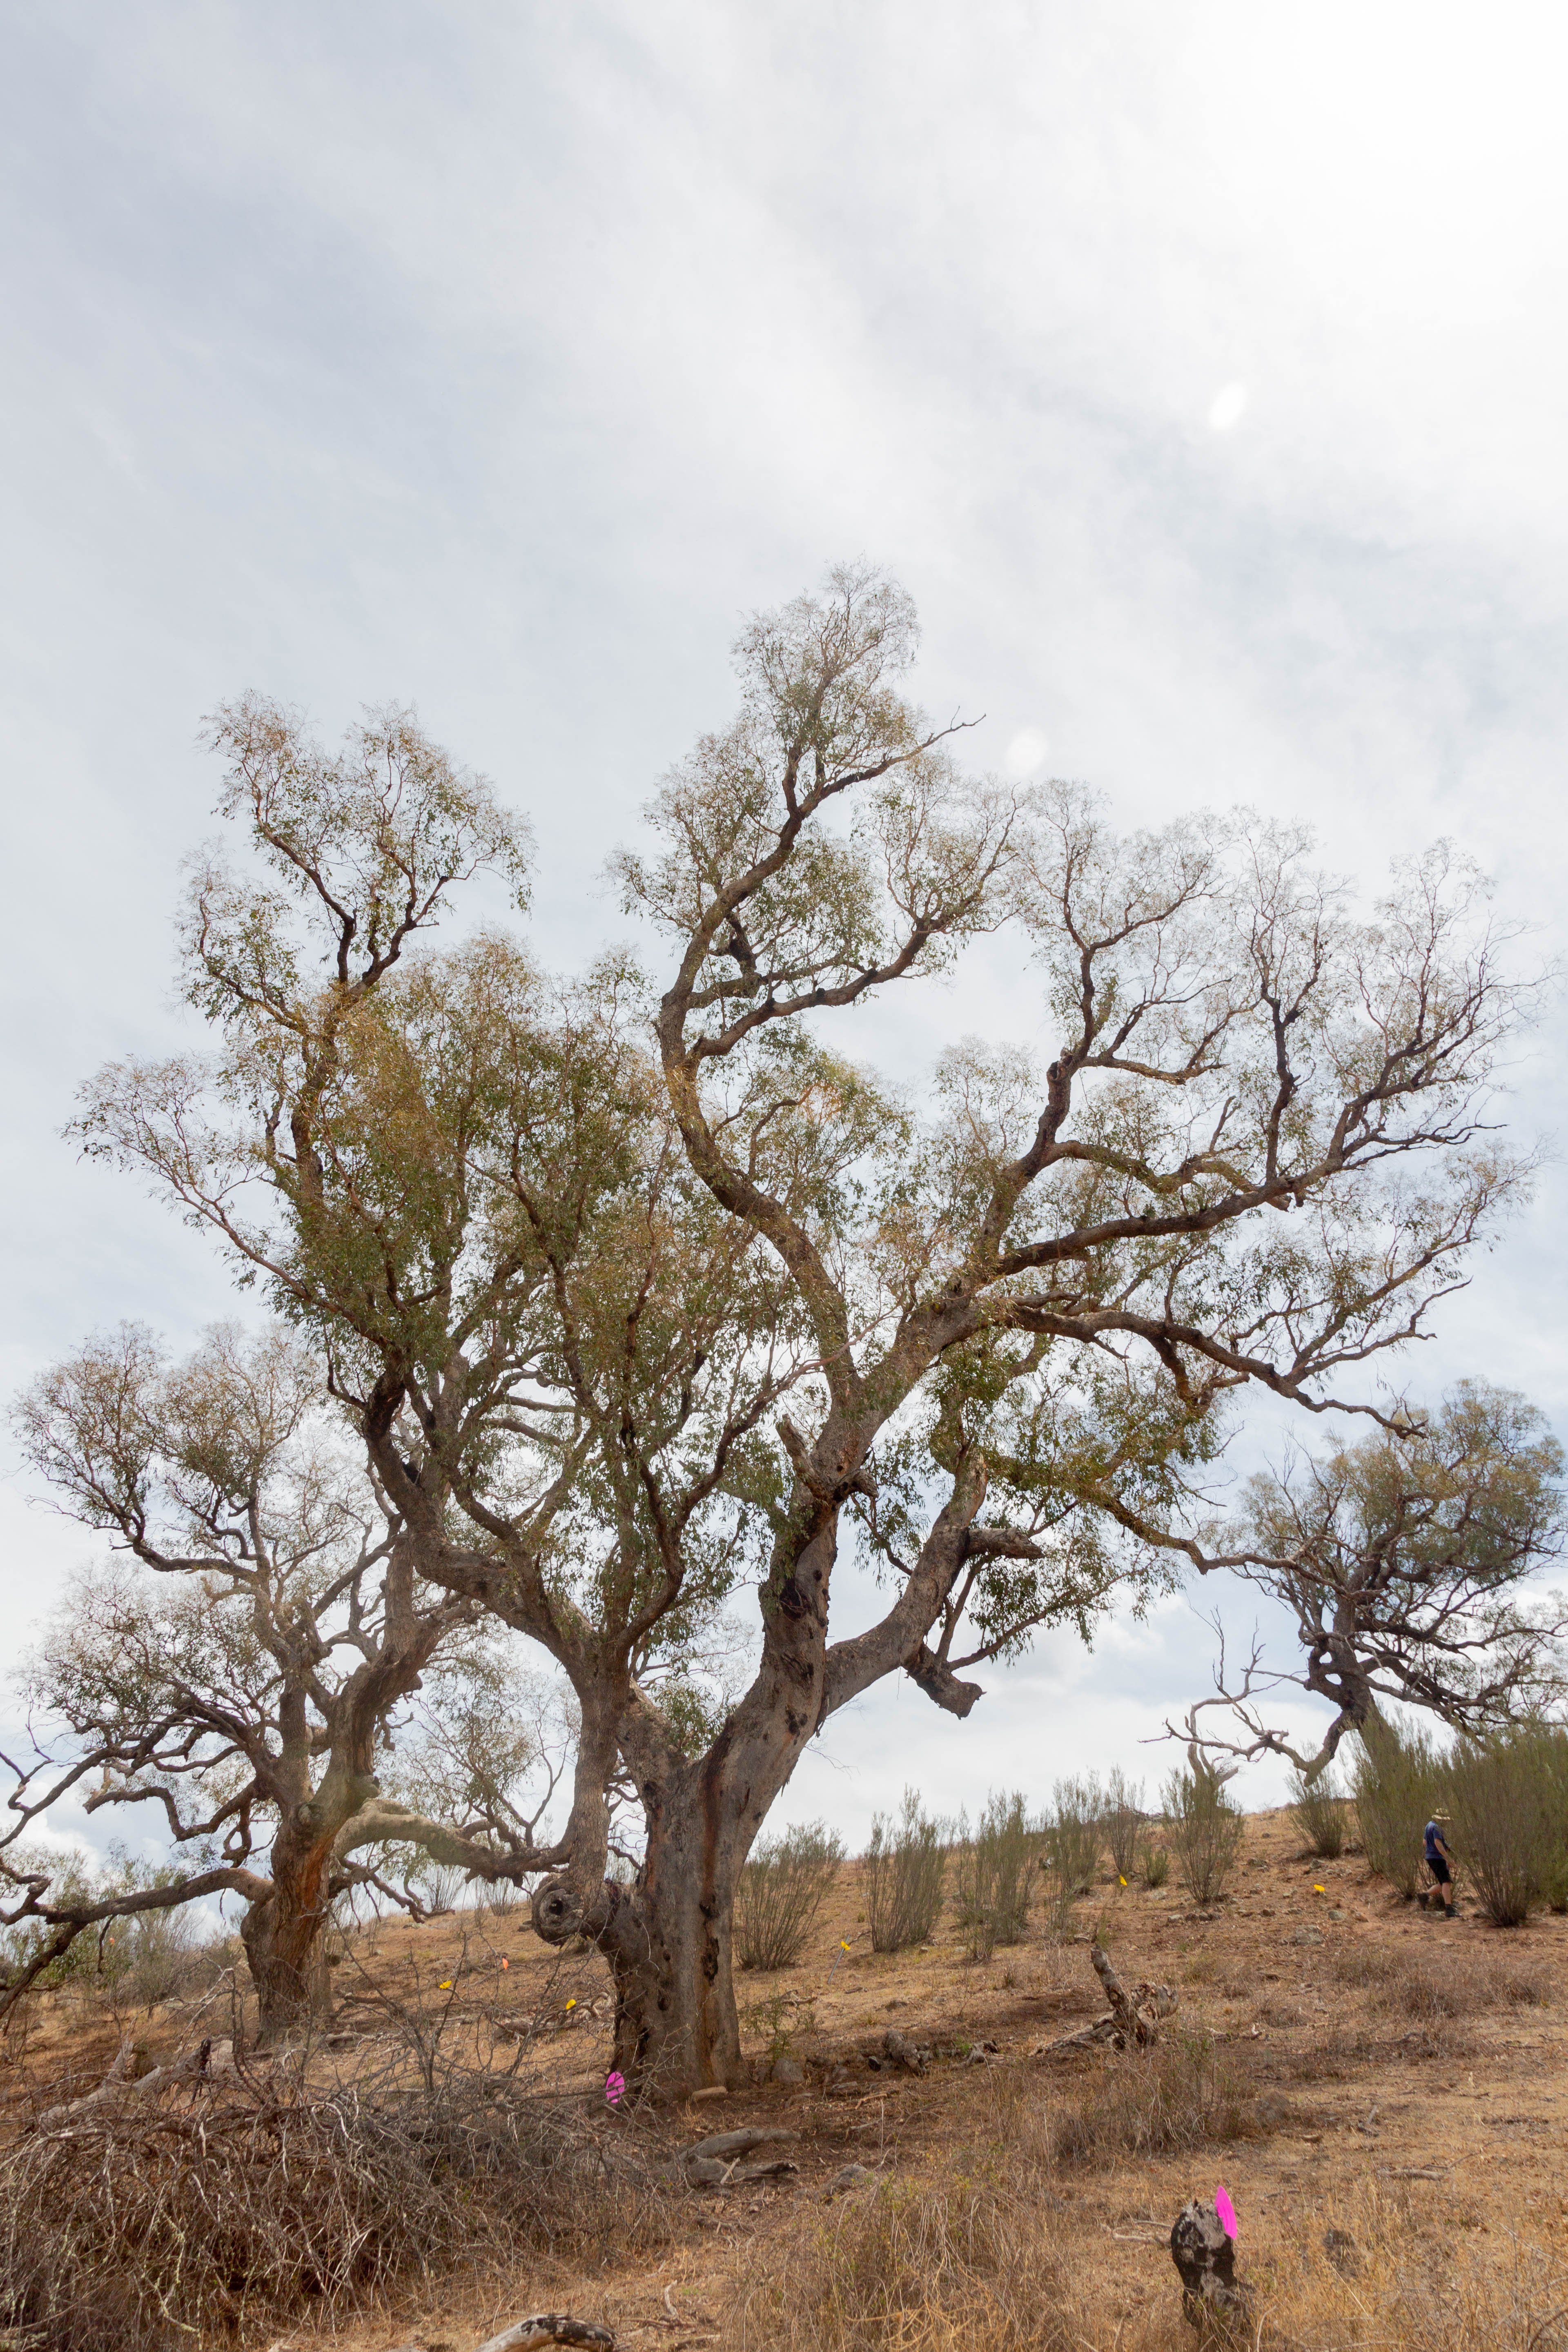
[1331,1942,1552,2020]
[1043,2031,1256,2164]
[728,2172,1085,2351]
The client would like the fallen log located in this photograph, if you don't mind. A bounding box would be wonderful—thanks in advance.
[680,2125,796,2163]
[666,2123,798,2191]
[474,2319,617,2352]
[35,2037,212,2132]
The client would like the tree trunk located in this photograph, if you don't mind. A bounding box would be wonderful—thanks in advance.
[534,1777,749,2100]
[240,1831,335,2042]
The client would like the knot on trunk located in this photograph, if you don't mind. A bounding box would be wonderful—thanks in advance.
[1170,2201,1251,2335]
[531,1873,624,1951]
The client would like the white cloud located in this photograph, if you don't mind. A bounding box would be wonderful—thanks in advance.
[1002,723,1051,775]
[1207,381,1248,432]
[2,0,1566,1831]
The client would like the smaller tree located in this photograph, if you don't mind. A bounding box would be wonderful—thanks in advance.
[1172,1383,1568,1780]
[4,1324,566,2035]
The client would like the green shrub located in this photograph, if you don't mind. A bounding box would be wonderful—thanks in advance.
[1139,1842,1171,1890]
[1040,1777,1102,1937]
[1162,1763,1244,1907]
[953,1793,1036,1959]
[1102,1769,1144,1881]
[1352,1719,1442,1899]
[865,1791,948,1952]
[1442,1733,1559,1929]
[1288,1762,1350,1859]
[736,1822,845,1970]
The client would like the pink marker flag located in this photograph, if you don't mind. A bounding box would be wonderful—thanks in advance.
[605,2071,626,2106]
[1214,2184,1237,2239]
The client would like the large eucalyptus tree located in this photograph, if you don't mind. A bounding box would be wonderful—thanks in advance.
[58,581,1528,2092]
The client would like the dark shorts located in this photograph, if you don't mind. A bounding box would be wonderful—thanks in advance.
[1426,1855,1451,1885]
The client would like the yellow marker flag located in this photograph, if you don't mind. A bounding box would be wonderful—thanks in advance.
[1313,1885,1326,1895]
[438,1980,453,1990]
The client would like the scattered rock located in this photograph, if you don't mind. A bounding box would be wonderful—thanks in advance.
[771,2056,804,2087]
[1291,1928,1323,1947]
[827,2162,884,2196]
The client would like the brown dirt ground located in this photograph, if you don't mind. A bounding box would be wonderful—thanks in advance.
[9,1806,1568,2348]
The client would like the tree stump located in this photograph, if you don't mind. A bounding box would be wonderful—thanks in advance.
[1035,1943,1178,2055]
[1170,2200,1251,2335]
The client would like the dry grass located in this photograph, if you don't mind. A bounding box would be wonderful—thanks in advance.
[1331,1941,1552,2019]
[728,2173,1089,2352]
[4,1806,1567,2352]
[1040,2032,1256,2165]
[1251,2198,1568,2352]
[731,2166,1568,2352]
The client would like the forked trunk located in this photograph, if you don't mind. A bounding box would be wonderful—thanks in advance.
[239,1835,334,2042]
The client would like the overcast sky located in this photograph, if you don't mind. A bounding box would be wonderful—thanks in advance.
[4,0,1568,1852]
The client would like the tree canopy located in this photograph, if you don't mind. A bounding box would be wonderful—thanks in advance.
[1172,1381,1568,1780]
[10,568,1537,2089]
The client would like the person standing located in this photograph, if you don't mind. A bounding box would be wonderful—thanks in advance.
[1423,1813,1457,1917]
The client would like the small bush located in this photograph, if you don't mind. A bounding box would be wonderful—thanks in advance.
[953,1792,1035,1959]
[1289,1761,1350,1859]
[1163,1762,1244,1906]
[1139,1840,1171,1889]
[1330,1943,1399,1990]
[736,1822,844,1971]
[864,1790,947,1953]
[1040,1777,1102,1935]
[416,1862,466,1916]
[1102,1767,1144,1880]
[1047,2030,1254,2162]
[1352,1719,1442,1899]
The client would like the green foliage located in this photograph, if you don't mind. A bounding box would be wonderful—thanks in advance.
[1352,1719,1443,1899]
[1040,1777,1103,1936]
[1102,1768,1144,1880]
[736,1822,844,1971]
[952,1792,1036,1959]
[865,1790,947,1953]
[0,1849,100,1989]
[1139,1840,1171,1890]
[1442,1729,1568,1928]
[1288,1762,1350,1859]
[1162,1762,1244,1907]
[1241,1385,1568,1757]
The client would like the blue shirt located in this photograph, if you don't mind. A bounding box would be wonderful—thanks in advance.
[1424,1820,1446,1860]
